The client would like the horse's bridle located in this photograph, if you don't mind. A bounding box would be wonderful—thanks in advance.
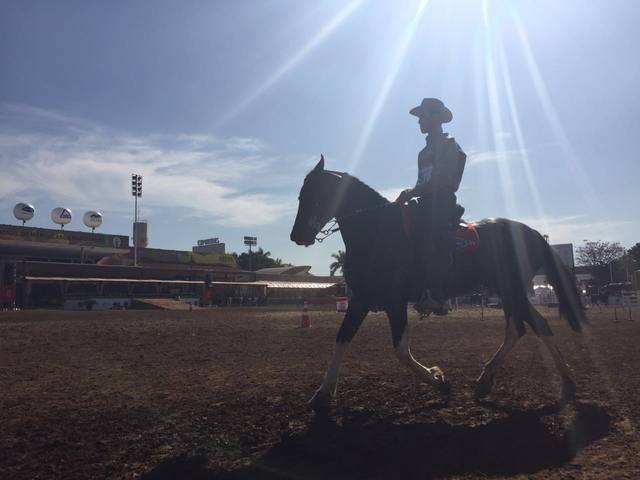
[314,202,393,243]
[315,220,340,243]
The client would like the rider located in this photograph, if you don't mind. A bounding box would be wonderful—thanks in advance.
[395,98,466,315]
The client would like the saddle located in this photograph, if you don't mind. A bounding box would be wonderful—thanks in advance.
[400,202,480,253]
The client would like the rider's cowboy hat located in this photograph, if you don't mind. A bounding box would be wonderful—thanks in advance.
[409,98,453,123]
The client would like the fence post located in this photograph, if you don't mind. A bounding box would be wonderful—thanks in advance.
[301,300,311,328]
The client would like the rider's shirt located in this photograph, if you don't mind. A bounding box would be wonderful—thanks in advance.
[416,132,466,195]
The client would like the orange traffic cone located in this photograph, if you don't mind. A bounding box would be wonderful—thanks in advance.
[301,300,311,328]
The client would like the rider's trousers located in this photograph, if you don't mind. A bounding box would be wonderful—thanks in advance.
[413,191,457,300]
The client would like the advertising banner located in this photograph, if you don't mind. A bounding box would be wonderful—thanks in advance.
[140,248,237,267]
[0,224,129,249]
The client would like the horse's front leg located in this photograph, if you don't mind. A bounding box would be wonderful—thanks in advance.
[309,296,369,412]
[386,301,449,393]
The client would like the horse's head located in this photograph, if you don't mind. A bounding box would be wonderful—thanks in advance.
[290,155,343,246]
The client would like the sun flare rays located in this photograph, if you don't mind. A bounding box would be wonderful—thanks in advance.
[347,0,431,173]
[213,0,364,129]
[495,21,548,229]
[481,0,517,218]
[509,7,601,216]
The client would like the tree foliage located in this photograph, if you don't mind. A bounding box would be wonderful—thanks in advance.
[231,248,283,271]
[330,250,346,276]
[576,240,624,267]
[576,240,626,285]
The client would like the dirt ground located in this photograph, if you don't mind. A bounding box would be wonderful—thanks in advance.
[1,305,639,479]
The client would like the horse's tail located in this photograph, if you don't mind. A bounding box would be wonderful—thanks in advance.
[540,236,587,332]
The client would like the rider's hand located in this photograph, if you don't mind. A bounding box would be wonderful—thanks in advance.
[395,188,414,204]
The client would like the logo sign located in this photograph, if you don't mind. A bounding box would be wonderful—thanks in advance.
[51,207,73,225]
[83,211,103,229]
[197,237,219,246]
[243,236,257,246]
[13,203,35,222]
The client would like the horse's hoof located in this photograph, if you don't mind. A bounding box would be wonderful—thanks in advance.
[474,375,494,400]
[429,366,446,383]
[308,390,331,413]
[474,384,490,400]
[438,379,451,396]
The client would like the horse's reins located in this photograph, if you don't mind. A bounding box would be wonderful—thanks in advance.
[315,202,393,243]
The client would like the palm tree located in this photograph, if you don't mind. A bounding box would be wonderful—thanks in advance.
[330,250,346,276]
[232,248,283,271]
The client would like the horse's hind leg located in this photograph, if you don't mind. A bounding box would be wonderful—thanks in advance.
[475,313,520,399]
[521,305,576,401]
[539,334,576,400]
[309,297,369,412]
[387,301,449,392]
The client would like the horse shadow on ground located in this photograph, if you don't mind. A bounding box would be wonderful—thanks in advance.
[142,402,610,480]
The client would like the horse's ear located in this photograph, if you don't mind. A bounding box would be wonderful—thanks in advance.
[313,155,324,173]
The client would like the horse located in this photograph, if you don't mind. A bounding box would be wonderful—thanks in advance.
[290,156,586,412]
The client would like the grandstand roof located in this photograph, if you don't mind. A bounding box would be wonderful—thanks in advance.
[25,276,337,289]
[255,265,312,275]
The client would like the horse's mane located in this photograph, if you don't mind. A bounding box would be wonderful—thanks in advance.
[325,170,390,206]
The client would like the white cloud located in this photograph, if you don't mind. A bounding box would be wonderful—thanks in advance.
[494,130,513,141]
[518,214,631,245]
[466,147,525,167]
[0,104,305,227]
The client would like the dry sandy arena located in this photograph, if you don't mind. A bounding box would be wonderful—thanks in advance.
[1,305,639,479]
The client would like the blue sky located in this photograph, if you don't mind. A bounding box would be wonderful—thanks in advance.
[1,0,639,274]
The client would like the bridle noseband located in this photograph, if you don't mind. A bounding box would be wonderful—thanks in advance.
[315,220,340,243]
[314,203,392,243]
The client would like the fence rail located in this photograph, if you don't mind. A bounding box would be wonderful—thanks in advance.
[622,291,640,308]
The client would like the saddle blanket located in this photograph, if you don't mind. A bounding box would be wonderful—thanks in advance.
[452,221,480,253]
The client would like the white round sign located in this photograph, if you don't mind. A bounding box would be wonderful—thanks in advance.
[51,207,72,225]
[13,203,35,222]
[83,211,103,229]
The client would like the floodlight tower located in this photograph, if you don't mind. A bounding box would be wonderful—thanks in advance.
[243,236,257,271]
[131,173,142,266]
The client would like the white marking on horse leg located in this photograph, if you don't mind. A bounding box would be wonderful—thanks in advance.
[539,334,576,399]
[318,341,349,396]
[309,341,350,410]
[394,328,445,386]
[476,315,520,397]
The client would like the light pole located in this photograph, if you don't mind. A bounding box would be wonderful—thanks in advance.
[243,236,257,271]
[622,247,630,283]
[131,174,142,267]
[609,260,614,283]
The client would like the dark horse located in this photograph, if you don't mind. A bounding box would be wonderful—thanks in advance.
[290,156,586,412]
